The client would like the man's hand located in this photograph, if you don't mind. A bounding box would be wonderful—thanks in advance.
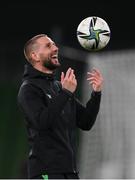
[87,68,103,92]
[61,68,77,93]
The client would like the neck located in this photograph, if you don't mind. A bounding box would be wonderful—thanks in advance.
[33,64,54,74]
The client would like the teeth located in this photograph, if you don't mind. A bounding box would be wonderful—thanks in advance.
[52,55,58,58]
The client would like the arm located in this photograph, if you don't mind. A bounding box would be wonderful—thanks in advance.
[17,67,77,130]
[76,91,101,130]
[17,83,72,130]
[77,68,103,130]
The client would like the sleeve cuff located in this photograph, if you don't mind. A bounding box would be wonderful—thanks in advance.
[62,88,74,97]
[92,91,101,96]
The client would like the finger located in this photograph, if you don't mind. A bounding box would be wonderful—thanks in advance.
[87,71,102,80]
[87,72,99,79]
[69,69,75,80]
[71,74,75,80]
[87,68,101,76]
[87,72,94,75]
[65,68,72,79]
[61,72,64,82]
[89,80,97,85]
[87,77,98,81]
[92,68,102,77]
[88,79,100,85]
[87,71,97,75]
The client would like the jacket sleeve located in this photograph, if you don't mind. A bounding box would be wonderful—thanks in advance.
[17,83,73,130]
[76,91,101,130]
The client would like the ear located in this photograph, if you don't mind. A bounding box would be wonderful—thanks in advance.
[31,52,40,62]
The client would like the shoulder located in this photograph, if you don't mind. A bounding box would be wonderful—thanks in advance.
[17,80,44,100]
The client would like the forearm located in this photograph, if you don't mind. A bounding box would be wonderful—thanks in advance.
[85,91,101,128]
[77,91,101,130]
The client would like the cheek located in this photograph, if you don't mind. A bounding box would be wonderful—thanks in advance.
[39,52,49,60]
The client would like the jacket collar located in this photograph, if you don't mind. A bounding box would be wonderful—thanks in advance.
[22,63,55,81]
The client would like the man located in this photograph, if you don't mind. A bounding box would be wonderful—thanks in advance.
[17,34,103,179]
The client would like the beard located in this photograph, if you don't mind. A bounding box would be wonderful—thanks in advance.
[42,58,61,70]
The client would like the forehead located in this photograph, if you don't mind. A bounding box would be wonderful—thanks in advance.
[37,36,54,44]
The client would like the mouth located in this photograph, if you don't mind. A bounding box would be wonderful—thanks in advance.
[51,55,59,64]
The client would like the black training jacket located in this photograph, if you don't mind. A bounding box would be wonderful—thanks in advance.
[17,64,101,178]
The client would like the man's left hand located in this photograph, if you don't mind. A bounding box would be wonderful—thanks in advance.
[87,68,103,92]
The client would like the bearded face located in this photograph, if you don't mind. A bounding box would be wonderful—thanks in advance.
[42,55,61,70]
[32,36,61,71]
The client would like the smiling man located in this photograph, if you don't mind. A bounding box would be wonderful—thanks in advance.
[17,34,103,179]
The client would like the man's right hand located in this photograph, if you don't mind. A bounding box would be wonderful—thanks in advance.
[61,68,77,93]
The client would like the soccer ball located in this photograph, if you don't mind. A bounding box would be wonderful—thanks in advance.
[77,16,111,51]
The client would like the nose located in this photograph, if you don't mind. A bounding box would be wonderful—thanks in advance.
[53,44,58,51]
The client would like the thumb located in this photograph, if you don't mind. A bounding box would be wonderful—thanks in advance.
[61,72,64,82]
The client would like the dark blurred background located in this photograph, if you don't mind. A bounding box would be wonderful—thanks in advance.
[0,2,135,178]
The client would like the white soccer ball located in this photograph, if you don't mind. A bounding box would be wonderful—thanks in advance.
[77,16,111,51]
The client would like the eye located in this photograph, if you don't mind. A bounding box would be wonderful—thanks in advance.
[45,43,51,48]
[52,42,56,46]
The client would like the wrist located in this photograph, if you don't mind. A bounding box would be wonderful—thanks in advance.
[62,88,74,96]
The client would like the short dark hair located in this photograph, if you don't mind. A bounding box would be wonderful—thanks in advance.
[24,34,47,64]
